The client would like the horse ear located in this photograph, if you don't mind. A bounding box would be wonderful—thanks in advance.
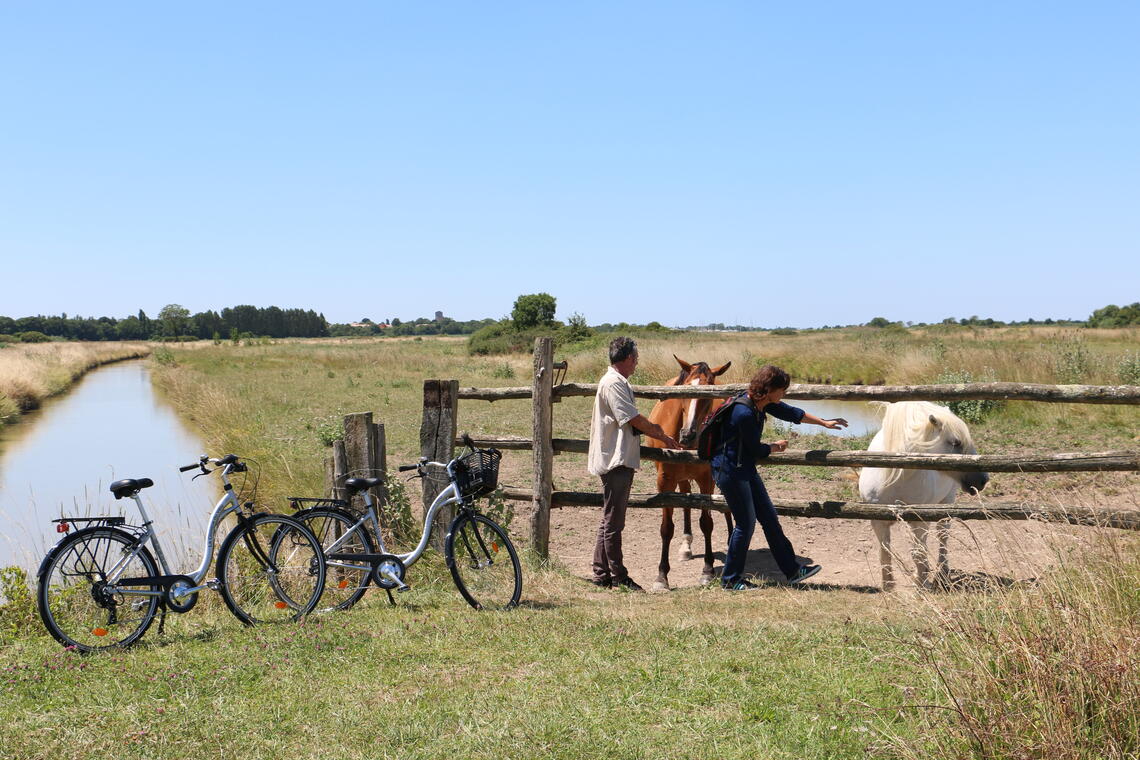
[928,413,942,427]
[711,362,732,376]
[673,354,692,371]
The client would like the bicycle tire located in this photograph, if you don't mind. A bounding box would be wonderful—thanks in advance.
[216,514,326,625]
[445,513,522,610]
[293,507,375,612]
[37,526,161,652]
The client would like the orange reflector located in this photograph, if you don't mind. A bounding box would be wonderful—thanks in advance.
[338,580,349,589]
[274,601,288,609]
[491,542,499,553]
[92,628,108,637]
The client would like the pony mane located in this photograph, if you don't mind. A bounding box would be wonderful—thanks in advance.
[876,401,975,489]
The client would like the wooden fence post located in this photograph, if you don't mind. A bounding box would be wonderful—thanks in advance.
[329,439,348,501]
[421,379,459,550]
[531,337,554,558]
[345,412,387,511]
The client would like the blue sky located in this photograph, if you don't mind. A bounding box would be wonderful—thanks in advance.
[1,2,1137,328]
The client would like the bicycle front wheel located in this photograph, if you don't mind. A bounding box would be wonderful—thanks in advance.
[445,513,522,610]
[295,507,375,612]
[37,527,160,652]
[216,514,326,625]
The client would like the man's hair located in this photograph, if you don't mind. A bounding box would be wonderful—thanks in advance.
[749,365,791,398]
[609,336,637,364]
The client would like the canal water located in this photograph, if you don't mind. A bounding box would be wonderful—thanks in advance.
[0,361,212,574]
[778,399,883,439]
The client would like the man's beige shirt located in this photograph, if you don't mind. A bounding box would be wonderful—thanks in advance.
[588,366,641,476]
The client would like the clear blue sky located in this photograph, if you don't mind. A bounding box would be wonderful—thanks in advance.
[2,2,1137,327]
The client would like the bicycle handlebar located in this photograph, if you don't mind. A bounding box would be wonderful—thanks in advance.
[397,465,417,472]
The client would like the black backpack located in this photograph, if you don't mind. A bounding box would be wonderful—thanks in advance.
[695,392,753,461]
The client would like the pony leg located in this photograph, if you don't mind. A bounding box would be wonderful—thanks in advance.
[655,507,675,592]
[935,519,951,587]
[909,522,932,589]
[678,483,694,561]
[698,508,715,584]
[872,520,894,591]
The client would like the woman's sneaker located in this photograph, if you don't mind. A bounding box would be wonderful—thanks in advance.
[722,579,760,590]
[789,564,821,584]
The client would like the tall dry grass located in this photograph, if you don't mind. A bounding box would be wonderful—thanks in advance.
[0,341,150,422]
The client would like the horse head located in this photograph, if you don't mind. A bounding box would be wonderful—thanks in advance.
[672,354,731,448]
[876,401,989,495]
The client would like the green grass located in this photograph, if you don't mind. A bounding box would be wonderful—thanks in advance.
[1,563,927,760]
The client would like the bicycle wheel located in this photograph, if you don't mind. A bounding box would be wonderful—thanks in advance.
[216,514,326,625]
[445,513,522,610]
[37,527,160,652]
[294,507,375,612]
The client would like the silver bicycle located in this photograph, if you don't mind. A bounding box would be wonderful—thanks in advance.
[37,454,327,652]
[291,438,521,611]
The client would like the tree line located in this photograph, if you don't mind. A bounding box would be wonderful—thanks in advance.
[0,305,329,342]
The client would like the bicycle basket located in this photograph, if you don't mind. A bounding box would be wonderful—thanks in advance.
[454,448,501,498]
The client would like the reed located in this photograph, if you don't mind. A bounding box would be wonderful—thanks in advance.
[0,342,150,423]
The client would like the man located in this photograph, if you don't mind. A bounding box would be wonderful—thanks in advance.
[588,337,680,590]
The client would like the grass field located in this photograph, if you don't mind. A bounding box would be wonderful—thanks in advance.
[1,327,1137,759]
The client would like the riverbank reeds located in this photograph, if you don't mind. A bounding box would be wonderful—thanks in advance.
[0,341,150,423]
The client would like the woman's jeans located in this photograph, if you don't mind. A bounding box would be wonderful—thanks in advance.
[716,468,799,584]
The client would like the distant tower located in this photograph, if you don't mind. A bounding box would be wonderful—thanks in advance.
[435,311,444,322]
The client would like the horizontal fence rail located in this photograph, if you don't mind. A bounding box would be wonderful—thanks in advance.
[459,436,1140,473]
[458,382,1140,404]
[495,487,1140,530]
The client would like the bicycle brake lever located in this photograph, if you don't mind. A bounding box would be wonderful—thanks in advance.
[192,468,213,481]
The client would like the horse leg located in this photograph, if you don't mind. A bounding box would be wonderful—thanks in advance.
[935,519,951,588]
[696,474,717,584]
[909,522,932,589]
[655,507,675,592]
[679,501,694,561]
[872,520,894,591]
[697,508,715,585]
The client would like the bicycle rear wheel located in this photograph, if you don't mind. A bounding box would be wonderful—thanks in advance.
[37,527,160,652]
[216,514,326,625]
[445,513,522,610]
[294,507,375,612]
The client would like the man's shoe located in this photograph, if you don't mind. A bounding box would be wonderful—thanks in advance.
[589,577,611,588]
[722,579,760,591]
[613,577,645,592]
[789,564,821,585]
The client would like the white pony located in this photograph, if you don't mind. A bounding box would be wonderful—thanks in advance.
[858,401,989,590]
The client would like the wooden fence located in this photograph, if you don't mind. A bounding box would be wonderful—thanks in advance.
[418,337,1140,557]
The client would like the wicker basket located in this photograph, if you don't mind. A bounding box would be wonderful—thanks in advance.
[455,448,501,498]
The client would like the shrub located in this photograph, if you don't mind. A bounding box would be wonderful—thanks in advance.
[18,331,50,343]
[0,566,37,643]
[936,369,1003,423]
[1118,351,1140,386]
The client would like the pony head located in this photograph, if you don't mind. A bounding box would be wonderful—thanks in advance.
[672,355,731,447]
[873,401,989,494]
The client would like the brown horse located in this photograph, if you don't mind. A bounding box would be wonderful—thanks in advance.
[646,355,732,590]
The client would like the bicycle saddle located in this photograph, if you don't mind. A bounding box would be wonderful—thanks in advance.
[343,477,382,494]
[109,478,155,499]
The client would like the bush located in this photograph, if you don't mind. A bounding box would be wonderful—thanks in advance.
[936,369,1004,423]
[18,331,50,343]
[0,333,17,345]
[1118,351,1140,386]
[0,566,37,643]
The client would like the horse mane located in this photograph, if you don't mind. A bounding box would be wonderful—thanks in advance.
[875,401,974,489]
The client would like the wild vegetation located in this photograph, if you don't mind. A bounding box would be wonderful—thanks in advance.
[0,341,150,424]
[1,326,1137,759]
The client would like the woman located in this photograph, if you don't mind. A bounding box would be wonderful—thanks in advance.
[712,365,848,589]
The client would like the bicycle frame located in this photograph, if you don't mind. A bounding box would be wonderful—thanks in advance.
[101,463,245,597]
[323,461,465,575]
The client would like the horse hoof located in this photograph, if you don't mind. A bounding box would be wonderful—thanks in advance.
[678,549,693,561]
[699,574,715,586]
[653,580,670,592]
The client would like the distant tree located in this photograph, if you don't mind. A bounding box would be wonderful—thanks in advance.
[511,293,557,329]
[158,304,191,337]
[867,317,892,328]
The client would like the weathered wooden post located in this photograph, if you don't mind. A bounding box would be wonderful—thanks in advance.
[343,412,386,511]
[327,440,348,500]
[421,379,459,550]
[531,337,555,557]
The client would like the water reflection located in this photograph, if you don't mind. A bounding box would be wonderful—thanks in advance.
[780,400,882,439]
[0,361,211,573]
